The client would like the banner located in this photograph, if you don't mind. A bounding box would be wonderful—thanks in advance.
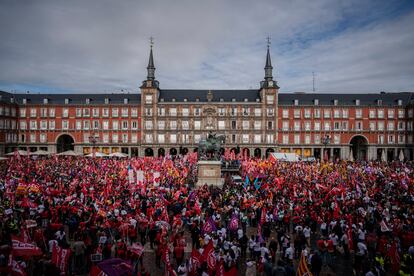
[52,244,71,274]
[202,217,216,234]
[11,238,42,257]
[8,255,26,276]
[202,241,216,271]
[190,248,202,273]
[128,243,144,258]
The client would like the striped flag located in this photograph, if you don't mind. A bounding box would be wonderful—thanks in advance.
[297,252,312,276]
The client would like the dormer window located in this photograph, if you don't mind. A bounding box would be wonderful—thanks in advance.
[334,99,338,106]
[64,98,69,104]
[172,98,176,102]
[184,98,188,102]
[196,98,199,102]
[220,98,224,102]
[22,98,27,104]
[355,99,360,106]
[86,98,90,104]
[104,98,109,104]
[314,99,319,106]
[124,98,128,104]
[43,98,48,104]
[244,98,248,102]
[160,98,164,102]
[232,98,236,102]
[397,99,403,106]
[377,99,382,106]
[256,98,260,102]
[10,97,15,104]
[294,99,299,106]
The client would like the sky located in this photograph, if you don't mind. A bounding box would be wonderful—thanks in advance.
[0,0,413,94]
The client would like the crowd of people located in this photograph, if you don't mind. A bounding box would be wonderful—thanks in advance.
[0,152,413,276]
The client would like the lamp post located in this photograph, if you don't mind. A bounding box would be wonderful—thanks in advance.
[89,133,98,158]
[322,134,331,161]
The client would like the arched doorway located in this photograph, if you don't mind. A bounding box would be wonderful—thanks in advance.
[265,148,274,158]
[181,147,188,155]
[56,134,74,153]
[158,148,165,157]
[170,148,177,156]
[349,135,368,160]
[144,148,154,157]
[254,148,261,158]
[242,148,250,157]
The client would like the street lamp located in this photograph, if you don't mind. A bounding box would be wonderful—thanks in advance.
[322,134,331,161]
[89,132,99,158]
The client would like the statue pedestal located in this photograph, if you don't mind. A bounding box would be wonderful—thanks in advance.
[196,160,223,188]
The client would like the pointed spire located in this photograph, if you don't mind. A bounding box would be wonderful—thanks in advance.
[147,37,155,80]
[264,36,273,81]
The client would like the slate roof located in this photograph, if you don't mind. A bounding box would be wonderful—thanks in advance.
[158,89,260,102]
[0,91,140,105]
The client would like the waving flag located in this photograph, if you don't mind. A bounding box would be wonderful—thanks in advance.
[253,177,261,190]
[202,217,217,234]
[228,214,239,232]
[297,252,313,276]
[8,255,26,276]
[11,237,42,257]
[202,241,216,271]
[52,244,71,274]
[190,248,202,274]
[243,176,250,189]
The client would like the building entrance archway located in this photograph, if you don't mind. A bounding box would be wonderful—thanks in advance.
[56,134,74,153]
[144,148,154,157]
[350,135,368,160]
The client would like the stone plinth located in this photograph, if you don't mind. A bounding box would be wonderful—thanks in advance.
[196,160,223,188]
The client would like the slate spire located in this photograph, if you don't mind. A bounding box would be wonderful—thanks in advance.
[147,37,155,80]
[264,38,273,81]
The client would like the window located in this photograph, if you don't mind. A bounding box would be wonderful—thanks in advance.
[342,109,348,118]
[112,108,118,117]
[314,121,321,131]
[41,108,48,117]
[231,120,237,129]
[131,121,138,130]
[304,109,311,118]
[369,110,376,118]
[398,109,405,118]
[145,95,152,104]
[254,108,261,116]
[377,109,384,119]
[243,107,249,116]
[92,108,99,117]
[267,108,274,116]
[75,108,81,117]
[388,109,394,119]
[355,99,360,106]
[103,108,109,117]
[388,135,394,144]
[324,109,331,118]
[121,108,128,117]
[20,121,26,130]
[314,134,321,144]
[182,120,189,130]
[103,134,109,143]
[123,98,129,104]
[30,133,36,143]
[334,135,340,144]
[49,120,55,130]
[93,121,100,129]
[158,134,165,143]
[397,99,403,106]
[194,108,201,116]
[387,121,394,131]
[113,133,119,143]
[266,134,274,143]
[242,120,249,129]
[144,134,152,143]
[242,134,249,143]
[355,109,362,118]
[30,120,37,129]
[145,108,152,116]
[170,134,177,143]
[294,109,301,118]
[398,135,405,144]
[49,108,55,117]
[40,120,47,130]
[378,121,384,131]
[333,109,340,118]
[282,134,289,144]
[83,120,90,130]
[104,98,109,104]
[122,133,128,143]
[103,121,109,130]
[304,121,311,131]
[398,121,405,130]
[131,134,138,143]
[194,134,201,143]
[85,98,90,104]
[378,135,384,144]
[407,121,413,131]
[145,121,152,130]
[20,108,26,117]
[182,108,189,116]
[294,99,299,106]
[30,108,37,117]
[305,135,311,144]
[314,99,319,106]
[334,122,340,130]
[62,120,69,130]
[355,121,362,131]
[218,120,225,130]
[294,134,300,144]
[231,134,236,143]
[131,108,138,117]
[266,95,274,104]
[83,108,90,117]
[40,133,47,143]
[333,99,338,106]
[314,109,320,118]
[170,120,177,130]
[158,107,165,116]
[112,121,119,130]
[254,134,261,143]
[324,122,331,131]
[194,121,201,130]
[267,121,273,130]
[157,120,165,130]
[254,121,261,130]
[369,122,376,131]
[170,108,177,116]
[122,121,128,129]
[282,109,289,118]
[294,121,300,131]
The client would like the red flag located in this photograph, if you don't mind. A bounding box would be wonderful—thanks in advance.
[52,244,71,274]
[202,241,216,271]
[11,238,42,257]
[190,248,202,274]
[8,255,26,276]
[217,259,225,276]
[388,241,400,274]
[260,207,266,225]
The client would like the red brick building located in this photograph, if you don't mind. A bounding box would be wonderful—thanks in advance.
[0,46,413,160]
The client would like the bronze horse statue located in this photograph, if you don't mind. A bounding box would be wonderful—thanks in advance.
[198,132,226,160]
